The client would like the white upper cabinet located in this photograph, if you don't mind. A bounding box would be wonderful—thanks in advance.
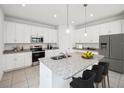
[99,22,110,35]
[48,29,57,43]
[44,28,57,43]
[24,25,32,43]
[75,20,122,44]
[74,29,85,43]
[99,20,121,35]
[4,21,16,43]
[75,25,99,43]
[15,23,25,43]
[120,20,124,33]
[31,26,39,36]
[86,25,100,43]
[4,21,58,44]
[109,20,121,34]
[31,26,45,37]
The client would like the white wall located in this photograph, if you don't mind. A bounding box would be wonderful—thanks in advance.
[58,25,74,51]
[0,8,4,80]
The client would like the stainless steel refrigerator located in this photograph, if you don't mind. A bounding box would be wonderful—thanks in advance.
[99,34,124,73]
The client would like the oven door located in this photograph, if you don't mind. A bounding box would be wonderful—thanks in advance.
[32,52,45,62]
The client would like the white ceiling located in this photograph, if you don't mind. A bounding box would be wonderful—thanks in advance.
[0,4,124,27]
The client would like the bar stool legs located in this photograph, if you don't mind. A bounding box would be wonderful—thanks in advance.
[107,74,110,88]
[102,79,104,88]
[95,81,104,88]
[102,74,110,88]
[96,83,99,88]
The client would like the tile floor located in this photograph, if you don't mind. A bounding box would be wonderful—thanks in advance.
[0,66,39,88]
[0,65,124,88]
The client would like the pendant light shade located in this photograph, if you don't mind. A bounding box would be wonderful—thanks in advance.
[84,4,87,37]
[66,4,70,34]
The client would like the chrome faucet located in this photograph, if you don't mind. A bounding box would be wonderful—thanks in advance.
[59,51,68,58]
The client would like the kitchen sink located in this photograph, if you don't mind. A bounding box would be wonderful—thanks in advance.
[51,55,72,60]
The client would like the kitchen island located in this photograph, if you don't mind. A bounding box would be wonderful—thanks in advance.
[39,52,103,88]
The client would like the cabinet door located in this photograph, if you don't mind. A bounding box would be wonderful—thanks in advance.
[4,54,16,71]
[24,52,32,67]
[52,30,57,43]
[75,29,85,43]
[36,27,44,37]
[15,23,25,43]
[99,23,110,35]
[109,21,121,34]
[15,53,25,68]
[31,26,38,36]
[44,29,49,43]
[24,25,32,43]
[86,27,92,43]
[87,25,100,43]
[5,21,16,43]
[48,29,57,43]
[38,27,46,42]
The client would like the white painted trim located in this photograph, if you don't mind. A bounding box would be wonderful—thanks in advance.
[5,16,59,30]
[75,13,124,30]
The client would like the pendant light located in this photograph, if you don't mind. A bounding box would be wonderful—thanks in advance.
[84,4,87,37]
[66,4,70,34]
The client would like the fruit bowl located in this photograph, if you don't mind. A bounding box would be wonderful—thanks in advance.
[81,51,94,59]
[81,56,93,59]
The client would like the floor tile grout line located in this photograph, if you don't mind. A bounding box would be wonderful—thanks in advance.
[117,74,122,88]
[10,71,14,88]
[24,68,30,88]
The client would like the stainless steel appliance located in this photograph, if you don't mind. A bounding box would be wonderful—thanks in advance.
[99,34,124,73]
[31,46,45,66]
[31,36,43,43]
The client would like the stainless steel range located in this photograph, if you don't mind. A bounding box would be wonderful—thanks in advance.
[30,46,45,66]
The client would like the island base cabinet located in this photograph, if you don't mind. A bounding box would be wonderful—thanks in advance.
[40,62,72,88]
[3,52,32,72]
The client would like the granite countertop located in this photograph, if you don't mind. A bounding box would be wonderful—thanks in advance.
[3,49,32,54]
[39,52,104,80]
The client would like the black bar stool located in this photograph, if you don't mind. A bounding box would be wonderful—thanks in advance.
[98,62,110,88]
[91,65,104,88]
[70,70,96,88]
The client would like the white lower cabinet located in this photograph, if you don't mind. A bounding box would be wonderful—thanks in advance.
[4,54,16,71]
[4,52,32,72]
[24,52,32,67]
[15,53,25,68]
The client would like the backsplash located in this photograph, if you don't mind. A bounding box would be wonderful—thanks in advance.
[74,43,99,49]
[4,43,58,51]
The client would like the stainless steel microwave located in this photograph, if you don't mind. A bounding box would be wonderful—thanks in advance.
[31,36,43,43]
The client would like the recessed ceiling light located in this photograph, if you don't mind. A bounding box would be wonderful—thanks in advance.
[22,4,26,7]
[53,14,57,18]
[71,21,75,24]
[90,13,94,17]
